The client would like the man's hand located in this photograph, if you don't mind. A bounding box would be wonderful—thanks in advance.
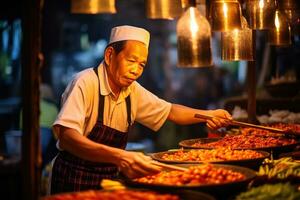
[116,151,161,179]
[206,109,232,130]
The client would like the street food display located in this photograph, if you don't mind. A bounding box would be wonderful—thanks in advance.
[135,164,246,186]
[43,189,179,200]
[190,135,297,149]
[159,148,265,162]
[45,122,300,199]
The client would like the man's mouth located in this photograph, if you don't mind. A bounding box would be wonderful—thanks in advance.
[125,77,135,82]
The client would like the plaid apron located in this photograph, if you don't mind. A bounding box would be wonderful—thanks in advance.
[51,67,131,194]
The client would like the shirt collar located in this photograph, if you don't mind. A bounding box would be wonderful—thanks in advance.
[97,62,132,102]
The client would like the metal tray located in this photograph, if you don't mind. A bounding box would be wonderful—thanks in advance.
[121,164,256,198]
[150,149,270,170]
[179,137,299,154]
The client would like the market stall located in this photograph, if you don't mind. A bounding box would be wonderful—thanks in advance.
[2,0,300,200]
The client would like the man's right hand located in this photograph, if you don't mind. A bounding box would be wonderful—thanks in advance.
[116,151,161,179]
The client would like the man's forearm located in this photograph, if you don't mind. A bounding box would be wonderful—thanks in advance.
[167,104,209,125]
[57,125,123,165]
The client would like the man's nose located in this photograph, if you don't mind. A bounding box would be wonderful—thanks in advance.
[130,65,139,75]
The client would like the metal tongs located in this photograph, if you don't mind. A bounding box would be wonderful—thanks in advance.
[194,113,299,137]
[150,160,188,172]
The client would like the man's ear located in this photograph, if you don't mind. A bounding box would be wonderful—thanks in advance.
[104,46,113,66]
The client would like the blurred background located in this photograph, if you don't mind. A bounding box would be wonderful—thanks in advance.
[0,0,300,155]
[0,0,300,198]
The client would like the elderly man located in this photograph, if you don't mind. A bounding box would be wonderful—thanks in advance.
[50,25,232,194]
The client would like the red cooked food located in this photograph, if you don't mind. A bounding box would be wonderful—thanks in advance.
[192,135,296,149]
[161,148,264,162]
[43,190,179,200]
[241,123,300,137]
[268,123,300,133]
[135,164,245,185]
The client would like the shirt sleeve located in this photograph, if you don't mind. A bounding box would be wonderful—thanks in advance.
[53,74,90,137]
[134,82,171,131]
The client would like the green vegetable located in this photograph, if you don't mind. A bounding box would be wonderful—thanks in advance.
[257,157,300,179]
[236,183,300,200]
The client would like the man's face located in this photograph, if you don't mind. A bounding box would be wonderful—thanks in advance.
[107,40,148,88]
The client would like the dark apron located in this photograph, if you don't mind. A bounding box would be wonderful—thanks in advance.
[51,67,131,194]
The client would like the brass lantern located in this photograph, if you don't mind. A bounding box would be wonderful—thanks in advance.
[145,0,183,19]
[269,10,291,46]
[277,0,300,35]
[177,6,212,67]
[210,0,242,32]
[181,0,191,9]
[277,0,299,10]
[71,0,116,14]
[221,17,253,61]
[245,0,276,30]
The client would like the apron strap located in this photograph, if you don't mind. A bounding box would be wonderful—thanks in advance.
[93,67,104,123]
[125,95,131,126]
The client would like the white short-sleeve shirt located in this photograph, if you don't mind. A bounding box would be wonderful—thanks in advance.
[53,62,172,138]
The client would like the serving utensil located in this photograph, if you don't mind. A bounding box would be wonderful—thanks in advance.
[150,160,188,172]
[194,113,299,137]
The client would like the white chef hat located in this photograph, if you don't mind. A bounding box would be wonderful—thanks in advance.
[109,25,150,48]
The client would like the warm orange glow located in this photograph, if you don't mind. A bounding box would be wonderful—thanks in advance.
[259,0,264,9]
[90,0,98,13]
[246,0,276,29]
[223,3,228,18]
[146,0,183,19]
[233,29,239,36]
[269,10,291,45]
[221,16,253,61]
[275,12,280,30]
[71,0,116,14]
[233,29,239,56]
[190,8,199,38]
[177,7,212,67]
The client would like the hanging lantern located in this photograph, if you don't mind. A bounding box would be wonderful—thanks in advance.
[277,0,300,35]
[221,17,253,61]
[269,10,291,46]
[145,0,183,19]
[177,6,212,67]
[71,0,116,14]
[181,0,191,9]
[277,0,299,10]
[245,0,276,30]
[282,9,299,24]
[210,0,242,32]
[282,9,300,35]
